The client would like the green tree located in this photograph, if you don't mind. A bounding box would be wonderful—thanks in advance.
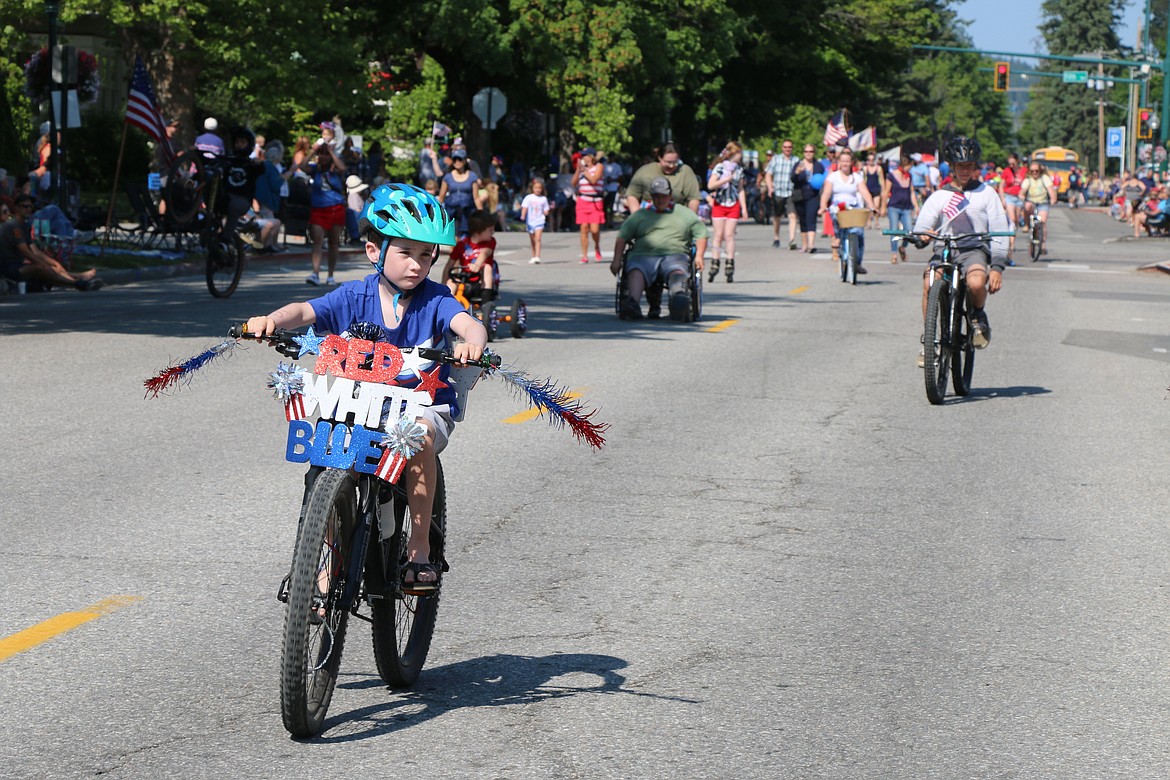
[1017,0,1128,163]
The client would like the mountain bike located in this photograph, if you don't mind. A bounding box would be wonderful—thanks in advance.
[229,324,499,737]
[884,230,1014,405]
[167,150,248,298]
[836,208,870,285]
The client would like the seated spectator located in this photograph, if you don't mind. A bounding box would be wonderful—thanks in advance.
[1134,188,1170,238]
[1,194,103,291]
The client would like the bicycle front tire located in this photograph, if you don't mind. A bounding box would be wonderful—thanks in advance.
[280,468,356,738]
[924,278,951,405]
[370,460,446,687]
[950,289,974,396]
[206,231,245,298]
[1030,219,1042,262]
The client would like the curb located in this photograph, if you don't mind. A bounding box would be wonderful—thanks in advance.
[1137,262,1170,274]
[90,245,366,287]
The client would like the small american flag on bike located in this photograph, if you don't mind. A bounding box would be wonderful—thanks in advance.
[375,448,408,484]
[284,393,307,421]
[125,55,174,165]
[823,110,849,147]
[941,191,969,222]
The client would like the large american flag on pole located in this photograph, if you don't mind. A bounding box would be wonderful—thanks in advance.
[125,55,174,165]
[823,110,849,148]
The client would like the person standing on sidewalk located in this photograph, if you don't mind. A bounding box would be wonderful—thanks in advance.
[765,140,800,250]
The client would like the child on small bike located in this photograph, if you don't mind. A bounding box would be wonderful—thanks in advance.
[441,209,498,301]
[245,183,488,593]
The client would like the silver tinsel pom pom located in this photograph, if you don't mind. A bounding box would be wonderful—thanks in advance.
[380,416,428,458]
[267,361,305,401]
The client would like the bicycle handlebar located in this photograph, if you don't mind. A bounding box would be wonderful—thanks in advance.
[882,230,1016,239]
[228,324,502,369]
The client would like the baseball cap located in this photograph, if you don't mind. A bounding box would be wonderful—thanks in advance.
[649,176,672,195]
[582,147,596,156]
[451,148,468,159]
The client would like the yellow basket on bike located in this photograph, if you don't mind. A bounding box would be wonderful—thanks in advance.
[835,209,870,229]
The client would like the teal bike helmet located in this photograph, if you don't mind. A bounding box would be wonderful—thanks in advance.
[359,183,456,303]
[359,183,456,249]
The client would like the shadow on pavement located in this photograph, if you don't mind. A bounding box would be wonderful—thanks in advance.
[954,385,1053,402]
[311,652,696,742]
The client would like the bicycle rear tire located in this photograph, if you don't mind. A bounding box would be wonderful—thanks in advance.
[206,231,245,298]
[370,460,446,688]
[924,278,951,405]
[1030,219,1042,262]
[165,150,206,230]
[950,290,974,396]
[280,469,356,738]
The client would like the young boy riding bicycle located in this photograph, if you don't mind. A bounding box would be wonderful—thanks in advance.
[912,136,1010,367]
[246,183,488,593]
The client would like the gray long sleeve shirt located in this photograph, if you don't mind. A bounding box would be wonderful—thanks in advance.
[913,181,1011,270]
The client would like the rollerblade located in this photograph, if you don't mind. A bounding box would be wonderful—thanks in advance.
[725,256,735,283]
[708,255,721,283]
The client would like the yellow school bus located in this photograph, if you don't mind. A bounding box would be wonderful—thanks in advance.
[1030,147,1080,200]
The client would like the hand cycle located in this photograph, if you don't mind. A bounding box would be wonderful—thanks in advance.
[835,208,871,285]
[883,230,1014,405]
[228,324,500,737]
[166,150,248,297]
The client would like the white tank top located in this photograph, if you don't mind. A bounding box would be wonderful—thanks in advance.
[827,170,865,211]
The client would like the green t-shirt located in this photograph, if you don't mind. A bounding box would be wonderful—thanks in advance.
[619,205,708,256]
[627,162,701,207]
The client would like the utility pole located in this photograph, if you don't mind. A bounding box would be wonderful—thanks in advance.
[1099,58,1106,177]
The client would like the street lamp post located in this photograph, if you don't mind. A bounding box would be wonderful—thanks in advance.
[44,0,62,210]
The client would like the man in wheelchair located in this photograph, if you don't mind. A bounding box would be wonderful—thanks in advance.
[610,177,707,321]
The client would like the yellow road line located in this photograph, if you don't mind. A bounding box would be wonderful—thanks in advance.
[503,391,584,424]
[789,285,810,295]
[705,319,740,333]
[0,596,141,663]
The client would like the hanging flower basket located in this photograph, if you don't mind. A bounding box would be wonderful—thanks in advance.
[23,47,101,105]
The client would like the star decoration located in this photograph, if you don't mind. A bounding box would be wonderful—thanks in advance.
[399,338,435,380]
[415,363,449,401]
[293,326,326,358]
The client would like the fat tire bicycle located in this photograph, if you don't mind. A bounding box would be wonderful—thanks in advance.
[229,325,499,737]
[167,150,248,298]
[884,230,1014,405]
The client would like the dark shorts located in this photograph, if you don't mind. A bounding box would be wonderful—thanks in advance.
[928,247,989,280]
[772,194,797,215]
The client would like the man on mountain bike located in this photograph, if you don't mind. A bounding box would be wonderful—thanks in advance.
[912,136,1010,366]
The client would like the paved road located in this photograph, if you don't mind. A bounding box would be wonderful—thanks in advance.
[2,207,1169,778]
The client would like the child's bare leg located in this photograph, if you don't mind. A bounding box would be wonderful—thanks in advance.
[534,228,543,257]
[404,421,438,583]
[327,226,341,276]
[309,224,324,274]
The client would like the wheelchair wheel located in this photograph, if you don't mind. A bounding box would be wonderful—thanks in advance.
[480,301,498,342]
[510,298,528,338]
[690,269,703,322]
[614,248,630,318]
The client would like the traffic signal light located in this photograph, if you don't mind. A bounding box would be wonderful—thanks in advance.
[1139,108,1153,140]
[994,62,1010,92]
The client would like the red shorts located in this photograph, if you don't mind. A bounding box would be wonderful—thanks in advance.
[576,198,605,225]
[712,203,741,220]
[310,203,346,231]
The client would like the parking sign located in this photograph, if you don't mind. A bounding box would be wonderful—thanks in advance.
[1106,126,1124,158]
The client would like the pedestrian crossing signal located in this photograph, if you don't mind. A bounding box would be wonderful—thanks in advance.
[993,62,1010,92]
[1138,108,1153,140]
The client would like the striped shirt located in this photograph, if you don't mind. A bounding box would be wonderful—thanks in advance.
[576,166,604,201]
[765,153,799,197]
